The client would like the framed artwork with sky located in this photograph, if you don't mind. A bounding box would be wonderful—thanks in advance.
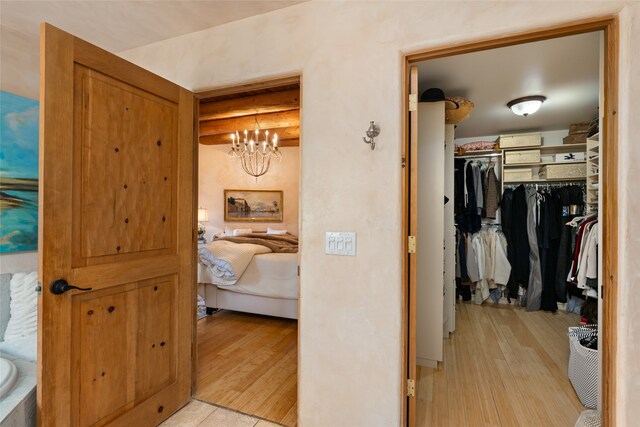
[0,90,39,253]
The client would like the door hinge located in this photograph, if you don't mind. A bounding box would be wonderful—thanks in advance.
[408,235,416,254]
[409,94,418,112]
[407,378,415,397]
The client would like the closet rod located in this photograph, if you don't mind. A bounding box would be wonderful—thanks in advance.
[455,152,502,159]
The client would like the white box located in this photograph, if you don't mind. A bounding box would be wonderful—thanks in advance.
[555,152,586,163]
[498,132,542,149]
[504,167,532,181]
[505,149,540,164]
[540,163,586,179]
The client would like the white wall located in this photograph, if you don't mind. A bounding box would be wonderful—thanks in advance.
[198,145,300,239]
[120,2,638,425]
[0,251,38,274]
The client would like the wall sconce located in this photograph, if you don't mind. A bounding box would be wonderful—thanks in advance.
[362,121,380,150]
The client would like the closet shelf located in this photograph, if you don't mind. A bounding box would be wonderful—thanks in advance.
[502,143,587,155]
[504,177,586,184]
[454,150,502,158]
[504,161,586,168]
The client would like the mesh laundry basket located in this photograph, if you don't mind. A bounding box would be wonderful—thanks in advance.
[575,410,601,427]
[568,326,599,409]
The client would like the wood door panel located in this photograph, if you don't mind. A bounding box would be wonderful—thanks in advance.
[71,276,177,426]
[40,24,194,426]
[136,278,176,398]
[75,291,131,426]
[74,66,176,262]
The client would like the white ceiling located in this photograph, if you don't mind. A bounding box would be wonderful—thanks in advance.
[417,31,601,139]
[0,0,304,99]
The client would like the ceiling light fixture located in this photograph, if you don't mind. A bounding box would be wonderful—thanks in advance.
[507,95,546,117]
[229,121,281,179]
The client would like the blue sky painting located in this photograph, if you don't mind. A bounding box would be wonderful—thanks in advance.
[0,90,39,253]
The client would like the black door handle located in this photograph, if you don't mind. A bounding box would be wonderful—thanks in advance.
[50,279,93,295]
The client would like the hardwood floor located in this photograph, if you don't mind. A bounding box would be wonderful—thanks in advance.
[417,302,585,427]
[196,311,297,427]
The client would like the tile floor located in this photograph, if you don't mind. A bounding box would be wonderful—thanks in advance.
[160,400,282,427]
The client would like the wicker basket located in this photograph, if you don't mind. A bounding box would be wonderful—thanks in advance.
[568,326,599,409]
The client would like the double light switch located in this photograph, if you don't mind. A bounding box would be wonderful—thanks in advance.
[325,231,356,256]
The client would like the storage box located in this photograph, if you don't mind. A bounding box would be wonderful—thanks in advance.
[563,133,588,145]
[504,167,533,181]
[554,152,586,163]
[569,122,591,134]
[504,150,540,165]
[498,132,542,149]
[540,163,586,179]
[505,149,540,164]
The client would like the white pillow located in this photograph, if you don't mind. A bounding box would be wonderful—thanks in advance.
[233,228,252,236]
[224,227,234,236]
[266,227,287,235]
[4,271,38,341]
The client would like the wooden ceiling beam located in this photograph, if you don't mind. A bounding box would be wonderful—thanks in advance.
[199,109,299,137]
[199,126,299,145]
[199,89,300,121]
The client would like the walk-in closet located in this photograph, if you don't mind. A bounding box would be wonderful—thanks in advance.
[410,30,604,426]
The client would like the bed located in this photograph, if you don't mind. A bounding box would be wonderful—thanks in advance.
[197,233,299,319]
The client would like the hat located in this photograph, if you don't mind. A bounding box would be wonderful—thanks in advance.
[445,96,474,124]
[420,88,459,110]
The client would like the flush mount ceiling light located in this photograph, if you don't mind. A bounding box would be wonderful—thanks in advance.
[507,95,547,117]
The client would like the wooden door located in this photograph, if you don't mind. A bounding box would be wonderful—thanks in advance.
[407,65,418,427]
[38,24,195,426]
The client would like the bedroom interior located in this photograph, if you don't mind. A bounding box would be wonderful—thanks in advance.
[194,81,301,426]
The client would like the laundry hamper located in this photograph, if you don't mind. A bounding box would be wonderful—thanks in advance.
[575,410,601,427]
[568,326,599,409]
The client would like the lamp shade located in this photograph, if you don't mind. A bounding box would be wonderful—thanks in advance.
[197,207,208,222]
[507,95,546,117]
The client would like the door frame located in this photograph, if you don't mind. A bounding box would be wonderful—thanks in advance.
[190,73,302,414]
[401,16,619,426]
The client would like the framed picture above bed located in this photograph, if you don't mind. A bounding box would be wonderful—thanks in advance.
[224,189,283,222]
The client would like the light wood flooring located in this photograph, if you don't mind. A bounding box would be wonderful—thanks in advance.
[195,311,297,427]
[417,302,585,427]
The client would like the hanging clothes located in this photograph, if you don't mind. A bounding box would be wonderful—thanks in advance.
[484,164,501,219]
[539,190,562,312]
[454,225,511,304]
[525,186,542,311]
[509,185,530,287]
[501,188,518,300]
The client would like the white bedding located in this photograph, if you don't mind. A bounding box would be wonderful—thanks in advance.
[200,252,298,300]
[198,240,271,285]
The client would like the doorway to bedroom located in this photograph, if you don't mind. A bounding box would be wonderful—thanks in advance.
[194,77,301,426]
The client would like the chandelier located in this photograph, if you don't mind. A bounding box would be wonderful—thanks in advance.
[230,127,281,178]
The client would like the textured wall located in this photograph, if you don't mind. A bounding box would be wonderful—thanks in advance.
[198,145,300,238]
[0,251,38,274]
[120,1,638,425]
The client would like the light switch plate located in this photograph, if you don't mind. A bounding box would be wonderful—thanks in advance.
[325,231,356,256]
